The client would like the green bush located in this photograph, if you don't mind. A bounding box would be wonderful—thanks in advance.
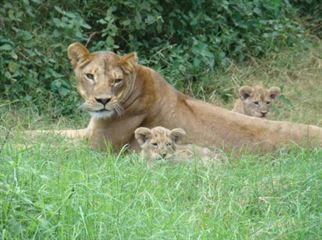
[0,0,306,116]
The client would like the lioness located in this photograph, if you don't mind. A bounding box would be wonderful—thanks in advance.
[43,42,322,152]
[134,126,224,164]
[232,85,280,118]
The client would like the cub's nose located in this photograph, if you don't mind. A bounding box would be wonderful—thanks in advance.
[95,97,111,105]
[261,111,267,117]
[160,153,167,159]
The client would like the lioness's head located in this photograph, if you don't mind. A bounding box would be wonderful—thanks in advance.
[134,126,186,161]
[67,42,138,119]
[239,85,280,118]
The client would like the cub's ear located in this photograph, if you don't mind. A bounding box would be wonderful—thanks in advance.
[134,127,152,146]
[119,52,138,74]
[170,128,186,144]
[239,86,253,100]
[67,42,89,68]
[269,86,281,100]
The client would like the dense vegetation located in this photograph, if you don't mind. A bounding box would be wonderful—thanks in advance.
[1,0,319,115]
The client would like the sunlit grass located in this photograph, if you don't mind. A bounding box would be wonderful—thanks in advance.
[0,134,321,239]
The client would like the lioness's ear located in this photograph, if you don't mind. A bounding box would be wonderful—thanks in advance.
[119,52,138,73]
[269,86,281,100]
[67,42,89,68]
[170,128,186,144]
[239,86,253,100]
[135,127,152,146]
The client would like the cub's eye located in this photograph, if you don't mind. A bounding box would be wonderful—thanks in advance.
[85,73,94,81]
[266,101,271,104]
[152,143,158,147]
[114,78,123,84]
[253,101,259,105]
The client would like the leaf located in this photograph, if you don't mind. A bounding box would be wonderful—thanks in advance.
[121,19,131,26]
[59,87,69,97]
[8,62,19,73]
[0,44,13,51]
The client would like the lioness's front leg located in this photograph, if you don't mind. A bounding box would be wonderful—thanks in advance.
[26,116,97,140]
[50,128,89,139]
[25,128,90,141]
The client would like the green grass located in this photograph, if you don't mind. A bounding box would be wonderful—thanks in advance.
[0,135,321,239]
[1,41,322,239]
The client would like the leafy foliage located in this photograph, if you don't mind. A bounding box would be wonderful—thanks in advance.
[0,0,309,115]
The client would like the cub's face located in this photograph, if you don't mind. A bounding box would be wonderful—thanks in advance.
[239,85,280,118]
[134,126,186,161]
[67,42,137,119]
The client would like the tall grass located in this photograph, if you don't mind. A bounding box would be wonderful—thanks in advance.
[0,134,321,239]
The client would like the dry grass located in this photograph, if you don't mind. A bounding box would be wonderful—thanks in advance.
[210,40,322,125]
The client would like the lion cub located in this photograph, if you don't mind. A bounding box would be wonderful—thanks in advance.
[134,126,224,165]
[232,85,280,118]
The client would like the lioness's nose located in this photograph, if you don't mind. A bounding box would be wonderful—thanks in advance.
[95,97,111,105]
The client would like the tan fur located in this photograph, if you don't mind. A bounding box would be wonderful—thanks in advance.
[135,126,223,164]
[233,85,280,118]
[46,43,322,153]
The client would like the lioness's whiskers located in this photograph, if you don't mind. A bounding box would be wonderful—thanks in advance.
[79,102,89,111]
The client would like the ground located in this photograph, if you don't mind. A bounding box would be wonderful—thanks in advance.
[0,41,321,239]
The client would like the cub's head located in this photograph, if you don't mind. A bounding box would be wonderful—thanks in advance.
[134,126,186,161]
[239,85,280,118]
[67,42,138,119]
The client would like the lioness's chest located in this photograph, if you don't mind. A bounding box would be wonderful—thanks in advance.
[89,114,145,150]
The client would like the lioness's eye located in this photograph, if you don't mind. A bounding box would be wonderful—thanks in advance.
[254,101,259,105]
[152,143,158,147]
[266,101,271,104]
[114,78,123,84]
[85,73,94,81]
